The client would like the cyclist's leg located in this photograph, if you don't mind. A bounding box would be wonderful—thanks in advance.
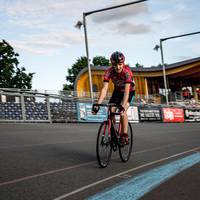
[120,91,134,140]
[120,102,129,135]
[109,89,120,124]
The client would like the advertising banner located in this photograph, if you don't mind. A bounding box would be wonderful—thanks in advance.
[162,108,184,122]
[116,106,139,123]
[77,102,107,122]
[77,103,139,123]
[138,107,162,121]
[184,108,200,122]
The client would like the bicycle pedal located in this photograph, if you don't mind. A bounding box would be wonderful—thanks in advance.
[112,144,118,151]
[119,137,129,146]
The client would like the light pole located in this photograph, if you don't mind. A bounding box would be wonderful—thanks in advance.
[159,39,169,105]
[78,0,148,102]
[156,31,200,105]
[83,13,93,101]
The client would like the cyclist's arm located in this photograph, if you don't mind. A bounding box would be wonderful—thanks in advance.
[97,82,109,104]
[121,83,130,108]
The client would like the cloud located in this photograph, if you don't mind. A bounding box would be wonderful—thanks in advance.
[153,12,173,24]
[91,2,149,23]
[189,42,200,56]
[0,0,97,20]
[1,1,91,44]
[11,41,55,55]
[113,21,150,35]
[150,2,197,37]
[173,55,193,61]
[152,2,189,24]
[10,30,84,55]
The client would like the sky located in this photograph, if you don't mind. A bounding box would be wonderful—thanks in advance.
[1,0,200,91]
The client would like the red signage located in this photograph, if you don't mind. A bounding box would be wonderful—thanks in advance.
[163,108,184,122]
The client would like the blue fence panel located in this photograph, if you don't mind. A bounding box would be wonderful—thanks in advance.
[77,102,107,122]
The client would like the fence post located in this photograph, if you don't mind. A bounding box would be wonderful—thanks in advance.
[174,92,177,101]
[20,93,26,121]
[46,95,52,123]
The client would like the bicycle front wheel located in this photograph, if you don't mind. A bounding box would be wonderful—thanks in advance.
[119,122,133,162]
[96,121,112,168]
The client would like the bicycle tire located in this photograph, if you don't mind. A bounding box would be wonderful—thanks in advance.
[119,122,133,162]
[96,121,112,168]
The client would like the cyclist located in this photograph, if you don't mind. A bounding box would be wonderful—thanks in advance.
[92,51,135,142]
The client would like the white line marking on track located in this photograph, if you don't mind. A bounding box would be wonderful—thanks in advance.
[133,142,184,154]
[0,140,95,149]
[0,143,196,187]
[0,161,96,187]
[53,146,200,200]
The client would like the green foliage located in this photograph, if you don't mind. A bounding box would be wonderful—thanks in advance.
[64,56,110,91]
[63,84,73,91]
[66,56,87,85]
[92,56,109,66]
[0,40,35,89]
[135,62,144,68]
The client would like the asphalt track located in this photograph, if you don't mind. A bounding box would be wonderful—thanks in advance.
[0,122,199,200]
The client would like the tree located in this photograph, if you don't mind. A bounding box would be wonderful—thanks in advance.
[92,56,109,66]
[64,56,110,91]
[65,56,87,91]
[135,62,144,68]
[0,40,34,89]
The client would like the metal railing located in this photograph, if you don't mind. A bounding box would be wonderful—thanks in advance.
[0,89,77,123]
[0,88,200,123]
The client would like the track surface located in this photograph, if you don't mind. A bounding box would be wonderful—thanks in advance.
[0,123,199,200]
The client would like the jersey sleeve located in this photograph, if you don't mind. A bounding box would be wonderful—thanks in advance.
[103,68,112,82]
[125,70,133,84]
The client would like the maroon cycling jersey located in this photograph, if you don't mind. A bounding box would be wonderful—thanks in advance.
[103,65,135,92]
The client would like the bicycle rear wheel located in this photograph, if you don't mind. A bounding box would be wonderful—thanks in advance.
[119,122,133,162]
[96,121,112,168]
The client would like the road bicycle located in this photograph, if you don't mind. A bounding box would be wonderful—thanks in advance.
[93,103,133,168]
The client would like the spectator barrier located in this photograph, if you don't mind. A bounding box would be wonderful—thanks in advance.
[162,108,185,123]
[76,102,139,123]
[138,106,162,122]
[77,102,107,122]
[76,102,200,123]
[1,89,200,123]
[184,108,200,122]
[0,91,77,123]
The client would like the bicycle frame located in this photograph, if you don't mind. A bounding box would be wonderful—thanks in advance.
[96,103,122,140]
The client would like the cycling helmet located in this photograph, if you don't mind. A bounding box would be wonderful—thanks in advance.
[110,51,125,65]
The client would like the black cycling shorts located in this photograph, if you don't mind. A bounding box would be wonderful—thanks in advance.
[109,90,135,104]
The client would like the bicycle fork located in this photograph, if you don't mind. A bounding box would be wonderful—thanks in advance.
[100,121,111,146]
[101,120,120,151]
[110,121,119,151]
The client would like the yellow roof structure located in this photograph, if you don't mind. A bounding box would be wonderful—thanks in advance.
[74,57,200,100]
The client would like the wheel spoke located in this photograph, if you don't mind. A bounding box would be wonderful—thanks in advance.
[119,122,133,162]
[96,121,112,167]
